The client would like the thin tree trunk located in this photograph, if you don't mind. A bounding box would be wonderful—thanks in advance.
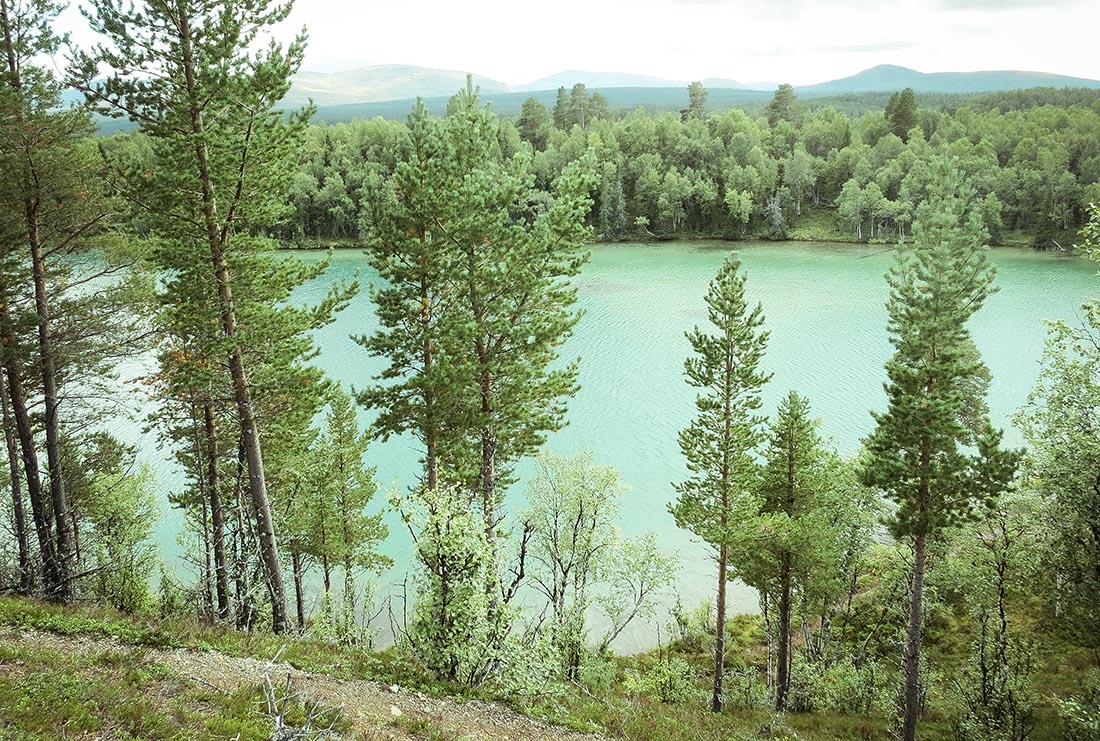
[204,403,230,620]
[199,494,213,618]
[476,349,497,550]
[344,555,355,636]
[232,442,255,630]
[3,358,55,593]
[1,375,31,594]
[902,533,928,741]
[776,557,792,712]
[419,234,437,492]
[30,213,72,602]
[712,543,728,713]
[292,548,305,632]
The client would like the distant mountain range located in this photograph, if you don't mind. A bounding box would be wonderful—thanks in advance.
[281,65,509,108]
[512,70,777,92]
[286,63,1100,107]
[797,64,1100,94]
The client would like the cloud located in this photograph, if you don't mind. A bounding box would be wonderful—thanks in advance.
[838,40,922,54]
[934,0,1083,8]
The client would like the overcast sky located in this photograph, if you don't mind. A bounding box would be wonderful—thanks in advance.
[57,0,1100,86]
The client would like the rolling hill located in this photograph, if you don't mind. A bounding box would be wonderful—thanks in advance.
[796,64,1100,94]
[282,64,511,108]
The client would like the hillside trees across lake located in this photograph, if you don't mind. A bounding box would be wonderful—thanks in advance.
[239,82,1100,248]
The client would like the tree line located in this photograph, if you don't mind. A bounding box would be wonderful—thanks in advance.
[2,0,1100,739]
[234,80,1100,247]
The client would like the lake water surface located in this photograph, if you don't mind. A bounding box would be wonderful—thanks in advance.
[131,241,1099,649]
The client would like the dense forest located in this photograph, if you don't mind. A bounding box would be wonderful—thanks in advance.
[3,0,1100,739]
[251,81,1100,247]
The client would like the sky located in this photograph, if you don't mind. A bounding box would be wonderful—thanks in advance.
[56,0,1100,86]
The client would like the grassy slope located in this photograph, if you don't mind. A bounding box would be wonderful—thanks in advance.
[1,595,1092,741]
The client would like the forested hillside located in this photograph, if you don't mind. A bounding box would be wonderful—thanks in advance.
[239,83,1100,247]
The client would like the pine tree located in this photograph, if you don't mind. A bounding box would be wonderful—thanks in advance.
[552,86,569,130]
[516,97,551,151]
[75,0,321,633]
[319,387,389,635]
[670,256,770,713]
[2,0,148,602]
[362,83,595,674]
[441,83,595,566]
[683,81,707,120]
[359,101,462,492]
[364,82,595,541]
[736,391,856,711]
[886,88,919,142]
[860,158,1020,741]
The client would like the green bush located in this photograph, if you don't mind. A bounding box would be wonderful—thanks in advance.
[788,659,893,715]
[724,666,771,711]
[579,652,618,693]
[1058,670,1100,740]
[627,657,697,703]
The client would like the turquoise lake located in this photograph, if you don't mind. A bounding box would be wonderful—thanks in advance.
[131,241,1100,649]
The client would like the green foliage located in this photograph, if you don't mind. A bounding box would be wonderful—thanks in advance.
[639,656,698,704]
[361,85,597,495]
[525,451,675,677]
[397,483,497,684]
[765,84,804,128]
[886,88,919,142]
[861,157,1018,539]
[83,463,159,613]
[670,254,770,711]
[730,391,879,708]
[948,631,1037,741]
[860,157,1020,740]
[517,96,552,150]
[525,450,619,674]
[78,0,360,633]
[268,86,1100,244]
[313,387,389,573]
[1057,670,1100,740]
[1017,304,1100,647]
[670,255,770,548]
[684,82,708,120]
[722,667,771,711]
[788,659,894,716]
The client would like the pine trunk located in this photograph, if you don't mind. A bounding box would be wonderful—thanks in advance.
[3,356,56,593]
[776,557,792,712]
[902,532,928,741]
[477,356,497,549]
[1,375,31,594]
[199,494,213,617]
[420,238,437,492]
[1,8,71,602]
[292,548,305,631]
[712,543,728,713]
[204,403,230,620]
[29,211,72,602]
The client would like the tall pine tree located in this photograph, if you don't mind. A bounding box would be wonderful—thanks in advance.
[670,256,770,713]
[75,0,322,633]
[860,158,1019,741]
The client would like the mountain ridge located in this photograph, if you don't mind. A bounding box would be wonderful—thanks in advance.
[287,63,1100,107]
